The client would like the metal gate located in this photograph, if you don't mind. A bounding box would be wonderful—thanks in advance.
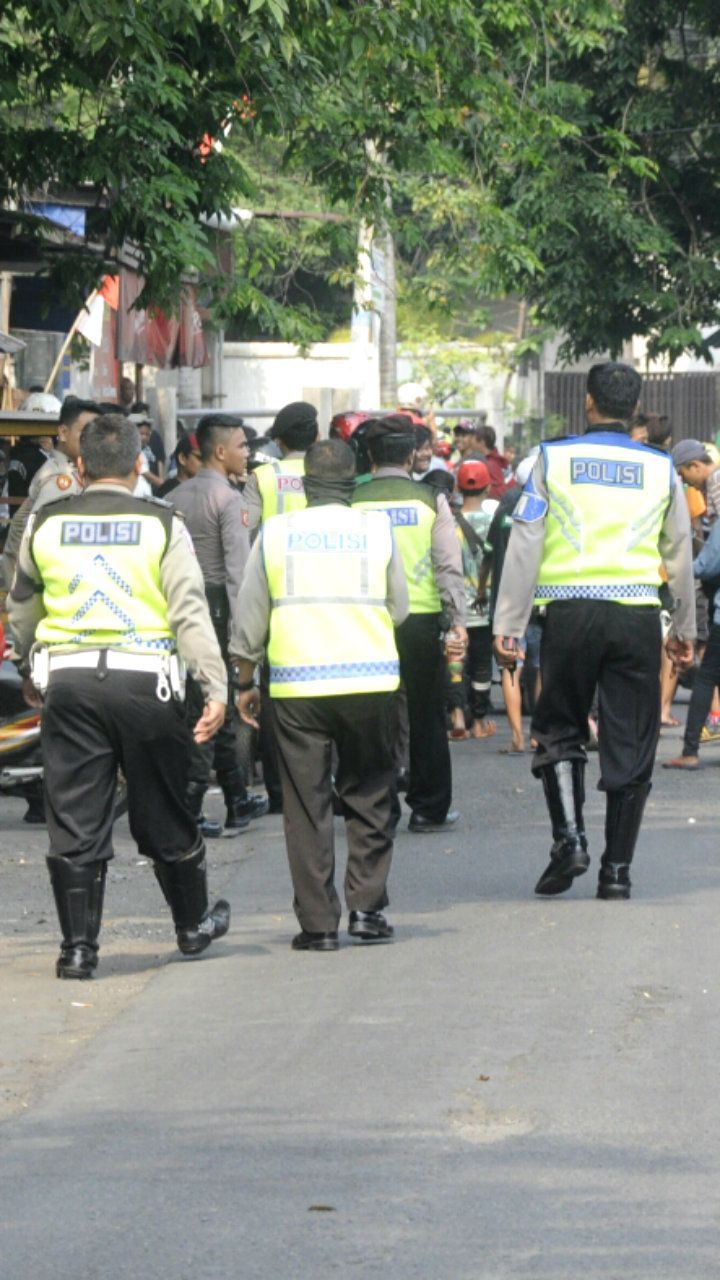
[544,371,720,442]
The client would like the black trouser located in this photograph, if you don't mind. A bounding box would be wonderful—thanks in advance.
[271,693,398,933]
[186,673,241,791]
[683,621,720,755]
[446,625,493,723]
[531,600,662,791]
[42,670,197,865]
[186,588,246,794]
[395,613,452,821]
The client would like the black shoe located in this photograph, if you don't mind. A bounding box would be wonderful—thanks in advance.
[57,943,99,980]
[395,769,410,794]
[224,793,269,832]
[408,809,459,833]
[267,795,283,814]
[197,812,224,839]
[291,930,339,952]
[177,899,231,955]
[597,864,631,900]
[46,856,106,980]
[348,910,394,942]
[22,801,46,825]
[154,840,230,956]
[535,841,590,895]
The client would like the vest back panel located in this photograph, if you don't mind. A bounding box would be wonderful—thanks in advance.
[352,476,440,613]
[262,505,399,697]
[31,491,175,650]
[533,434,674,606]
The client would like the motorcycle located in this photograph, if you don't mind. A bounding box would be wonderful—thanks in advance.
[0,632,128,823]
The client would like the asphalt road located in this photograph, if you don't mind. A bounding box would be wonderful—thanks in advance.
[1,713,719,1278]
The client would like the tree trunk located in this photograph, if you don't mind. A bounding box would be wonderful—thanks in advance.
[378,223,397,408]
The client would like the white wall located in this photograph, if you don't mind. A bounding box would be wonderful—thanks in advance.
[220,341,380,434]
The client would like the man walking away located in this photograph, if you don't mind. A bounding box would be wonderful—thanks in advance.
[233,439,408,951]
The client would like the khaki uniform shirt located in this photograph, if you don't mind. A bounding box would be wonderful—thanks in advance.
[1,450,81,588]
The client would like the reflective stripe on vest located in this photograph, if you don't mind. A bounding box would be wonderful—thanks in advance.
[262,506,400,697]
[532,433,673,607]
[352,478,440,613]
[31,500,174,651]
[255,458,307,521]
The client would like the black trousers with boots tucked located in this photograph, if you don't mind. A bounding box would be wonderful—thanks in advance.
[42,669,197,865]
[271,692,399,933]
[531,600,662,790]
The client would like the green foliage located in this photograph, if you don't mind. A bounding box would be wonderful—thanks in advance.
[1,0,719,362]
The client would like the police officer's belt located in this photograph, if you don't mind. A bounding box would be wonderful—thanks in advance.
[46,650,172,675]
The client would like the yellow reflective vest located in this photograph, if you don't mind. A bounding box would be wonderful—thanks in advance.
[262,504,400,697]
[255,457,307,521]
[31,491,175,650]
[352,475,441,613]
[515,432,674,606]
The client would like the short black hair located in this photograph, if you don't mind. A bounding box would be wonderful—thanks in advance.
[304,438,356,481]
[475,425,496,450]
[196,414,245,462]
[59,397,103,427]
[414,425,432,448]
[587,362,642,421]
[365,417,417,467]
[276,419,318,451]
[79,414,141,480]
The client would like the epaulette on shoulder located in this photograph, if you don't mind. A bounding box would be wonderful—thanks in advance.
[36,490,81,511]
[139,494,174,510]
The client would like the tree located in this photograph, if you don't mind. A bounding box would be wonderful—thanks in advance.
[2,1,719,364]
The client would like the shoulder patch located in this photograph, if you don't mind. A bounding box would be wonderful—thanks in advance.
[56,474,72,491]
[513,473,548,524]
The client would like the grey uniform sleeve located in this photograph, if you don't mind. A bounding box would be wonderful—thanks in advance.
[7,516,46,667]
[660,476,697,640]
[243,473,263,532]
[160,518,228,703]
[228,535,271,665]
[387,534,409,625]
[220,493,251,614]
[431,493,466,625]
[492,455,548,638]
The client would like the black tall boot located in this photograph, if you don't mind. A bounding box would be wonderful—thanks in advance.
[186,781,223,839]
[46,856,106,979]
[153,838,230,956]
[221,767,269,834]
[597,783,651,900]
[535,760,590,895]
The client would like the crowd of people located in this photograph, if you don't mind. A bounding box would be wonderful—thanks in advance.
[0,361,716,973]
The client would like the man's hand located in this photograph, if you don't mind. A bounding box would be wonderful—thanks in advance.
[193,699,226,743]
[665,636,694,673]
[21,676,42,708]
[237,688,261,729]
[445,625,468,660]
[493,634,524,670]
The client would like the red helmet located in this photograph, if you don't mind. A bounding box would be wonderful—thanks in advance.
[457,460,490,491]
[329,411,372,442]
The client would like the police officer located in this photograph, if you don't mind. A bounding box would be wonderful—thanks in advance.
[171,414,267,835]
[352,417,466,832]
[244,401,319,532]
[8,415,230,979]
[493,362,695,900]
[233,439,409,951]
[1,397,102,587]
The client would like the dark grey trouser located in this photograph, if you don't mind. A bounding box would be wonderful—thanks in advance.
[271,692,399,933]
